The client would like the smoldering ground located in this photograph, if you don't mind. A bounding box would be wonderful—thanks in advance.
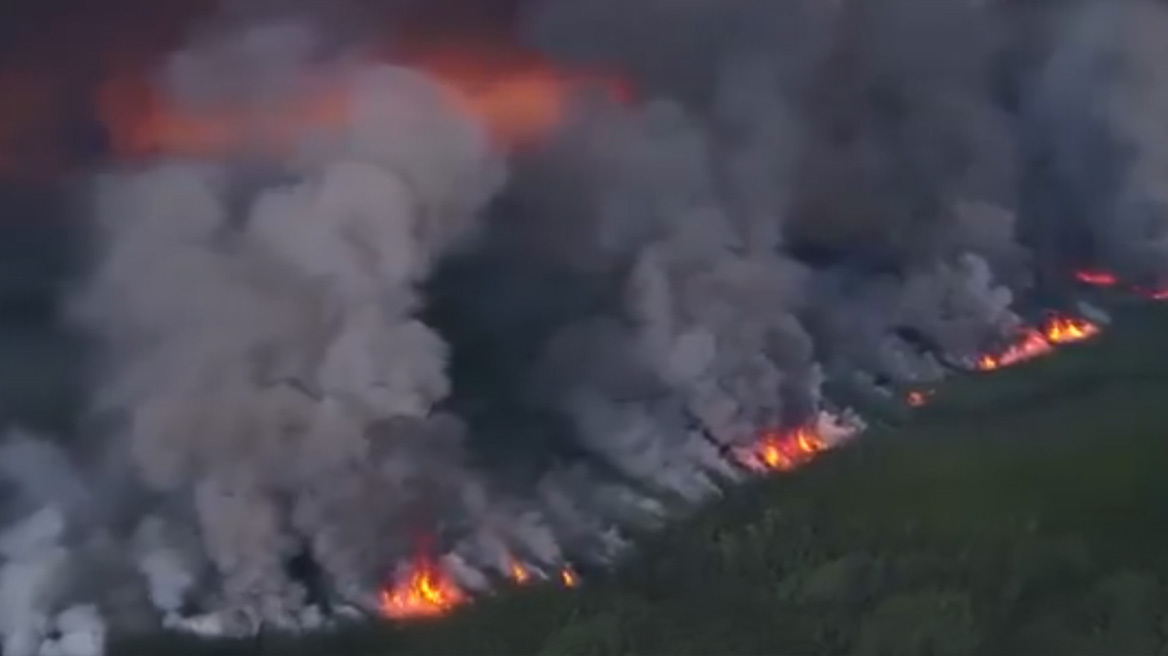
[0,0,1166,653]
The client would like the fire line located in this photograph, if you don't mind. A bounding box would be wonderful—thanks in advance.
[378,273,1141,622]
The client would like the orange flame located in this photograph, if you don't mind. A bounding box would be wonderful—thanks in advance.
[976,314,1100,371]
[739,425,830,473]
[560,567,579,588]
[508,559,531,585]
[379,555,467,620]
[1043,315,1101,344]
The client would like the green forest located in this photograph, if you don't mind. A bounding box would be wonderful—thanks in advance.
[115,297,1168,655]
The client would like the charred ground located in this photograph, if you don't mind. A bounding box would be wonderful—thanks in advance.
[111,296,1168,654]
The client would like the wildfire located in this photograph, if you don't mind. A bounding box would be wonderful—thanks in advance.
[379,556,467,620]
[976,314,1100,371]
[1075,269,1119,287]
[1043,315,1101,343]
[740,425,830,473]
[508,560,531,585]
[1075,269,1168,300]
[560,568,579,588]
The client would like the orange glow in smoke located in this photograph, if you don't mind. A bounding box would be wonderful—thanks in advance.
[560,567,579,588]
[0,6,637,180]
[976,314,1100,371]
[379,555,467,620]
[95,47,631,159]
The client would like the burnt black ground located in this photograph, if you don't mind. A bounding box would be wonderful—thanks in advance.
[114,297,1168,655]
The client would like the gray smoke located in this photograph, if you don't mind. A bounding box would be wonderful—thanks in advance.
[0,0,1158,650]
[1023,0,1168,284]
[507,98,820,500]
[63,17,511,640]
[519,0,1026,385]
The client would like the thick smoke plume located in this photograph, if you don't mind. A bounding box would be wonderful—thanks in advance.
[69,17,511,636]
[1023,0,1168,285]
[0,0,1163,652]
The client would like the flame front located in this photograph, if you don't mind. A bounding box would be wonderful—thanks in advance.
[508,559,531,585]
[378,310,1096,623]
[1043,315,1101,343]
[740,425,830,473]
[379,556,467,620]
[977,314,1099,371]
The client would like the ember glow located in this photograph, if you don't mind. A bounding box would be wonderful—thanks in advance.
[379,556,467,620]
[906,389,933,407]
[1075,269,1119,287]
[96,47,631,159]
[1075,269,1168,299]
[1136,286,1168,300]
[976,314,1100,371]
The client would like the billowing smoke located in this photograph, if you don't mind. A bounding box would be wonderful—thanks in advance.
[517,0,1024,391]
[67,17,511,636]
[1022,0,1168,286]
[0,0,1160,652]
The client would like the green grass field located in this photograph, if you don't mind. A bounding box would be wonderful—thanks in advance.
[114,298,1168,656]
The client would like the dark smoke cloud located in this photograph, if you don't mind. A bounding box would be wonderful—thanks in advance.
[1021,0,1168,285]
[0,0,1164,653]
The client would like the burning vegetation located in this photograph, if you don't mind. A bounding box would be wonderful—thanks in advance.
[975,314,1102,371]
[10,0,1168,653]
[372,299,1116,622]
[1076,270,1168,301]
[379,556,466,621]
